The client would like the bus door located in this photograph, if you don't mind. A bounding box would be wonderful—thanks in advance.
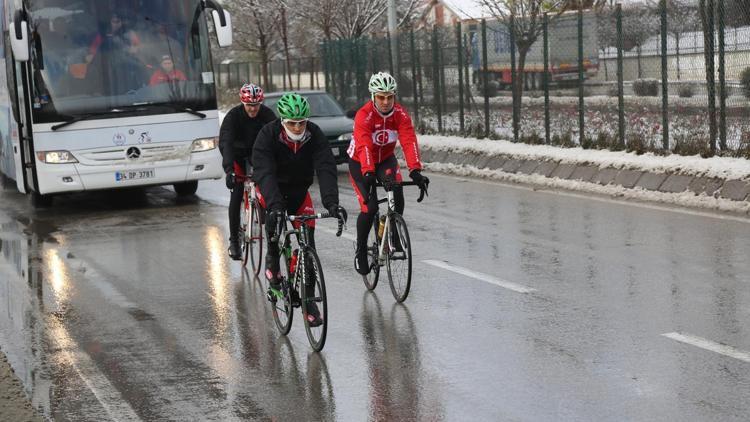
[11,44,35,193]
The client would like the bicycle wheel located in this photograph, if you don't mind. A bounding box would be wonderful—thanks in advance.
[248,199,263,276]
[241,190,251,267]
[386,213,412,303]
[300,247,327,352]
[271,254,293,335]
[362,214,381,291]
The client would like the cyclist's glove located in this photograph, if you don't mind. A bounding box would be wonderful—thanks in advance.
[410,169,429,189]
[267,210,285,239]
[382,173,396,191]
[326,205,348,222]
[225,171,236,190]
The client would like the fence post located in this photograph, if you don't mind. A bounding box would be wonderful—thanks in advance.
[388,33,395,76]
[310,57,315,90]
[616,4,625,149]
[510,15,518,142]
[482,19,490,138]
[718,0,727,150]
[457,22,465,135]
[439,35,447,130]
[410,29,420,126]
[416,33,424,107]
[660,0,669,151]
[577,7,585,146]
[432,25,443,133]
[706,0,717,153]
[543,13,550,145]
[323,42,330,93]
[337,42,346,105]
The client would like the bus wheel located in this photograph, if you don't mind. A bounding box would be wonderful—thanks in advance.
[174,181,198,196]
[31,191,53,208]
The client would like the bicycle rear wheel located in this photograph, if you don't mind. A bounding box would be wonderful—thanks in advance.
[362,214,381,291]
[301,247,327,352]
[271,254,293,335]
[248,199,263,276]
[386,213,412,303]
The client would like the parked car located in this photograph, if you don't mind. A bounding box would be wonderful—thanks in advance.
[263,91,354,164]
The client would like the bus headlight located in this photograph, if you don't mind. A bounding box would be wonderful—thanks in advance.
[36,150,78,164]
[337,132,352,141]
[191,137,218,152]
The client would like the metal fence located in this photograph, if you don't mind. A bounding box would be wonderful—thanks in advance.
[319,2,750,157]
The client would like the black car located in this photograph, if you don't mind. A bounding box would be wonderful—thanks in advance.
[263,91,354,164]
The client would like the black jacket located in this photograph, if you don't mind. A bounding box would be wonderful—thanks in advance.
[219,104,276,172]
[252,119,339,212]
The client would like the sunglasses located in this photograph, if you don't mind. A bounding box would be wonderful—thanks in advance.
[283,119,308,128]
[243,102,262,107]
[374,93,395,101]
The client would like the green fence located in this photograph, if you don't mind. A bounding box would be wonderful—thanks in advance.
[320,2,750,157]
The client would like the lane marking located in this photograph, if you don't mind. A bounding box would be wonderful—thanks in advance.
[662,332,750,363]
[424,260,536,294]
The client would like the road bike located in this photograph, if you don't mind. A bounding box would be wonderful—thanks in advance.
[237,173,263,275]
[267,211,345,351]
[361,181,426,303]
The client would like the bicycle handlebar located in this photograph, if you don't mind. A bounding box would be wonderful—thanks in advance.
[369,180,429,203]
[270,211,347,241]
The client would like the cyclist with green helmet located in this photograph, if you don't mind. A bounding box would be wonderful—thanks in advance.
[252,92,347,327]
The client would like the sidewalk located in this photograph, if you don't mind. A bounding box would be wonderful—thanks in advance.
[0,348,43,422]
[415,135,750,215]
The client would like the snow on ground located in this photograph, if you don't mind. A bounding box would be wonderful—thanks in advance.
[420,134,750,180]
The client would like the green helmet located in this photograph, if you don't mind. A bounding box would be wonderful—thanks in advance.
[368,72,397,94]
[276,93,310,120]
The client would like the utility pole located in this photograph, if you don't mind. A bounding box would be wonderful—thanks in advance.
[388,0,398,77]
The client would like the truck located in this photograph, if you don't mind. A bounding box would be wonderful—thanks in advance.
[466,10,599,94]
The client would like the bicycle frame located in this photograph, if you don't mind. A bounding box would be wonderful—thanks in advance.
[371,181,422,263]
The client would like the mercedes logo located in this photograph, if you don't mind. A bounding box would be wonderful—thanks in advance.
[126,147,141,159]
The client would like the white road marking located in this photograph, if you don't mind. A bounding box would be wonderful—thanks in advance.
[423,260,536,294]
[662,332,750,363]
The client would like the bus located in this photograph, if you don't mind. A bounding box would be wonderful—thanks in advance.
[0,0,232,206]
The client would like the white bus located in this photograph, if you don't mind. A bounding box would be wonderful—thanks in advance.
[0,0,232,206]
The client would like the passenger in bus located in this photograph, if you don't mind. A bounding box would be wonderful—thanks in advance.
[85,12,141,65]
[149,55,187,86]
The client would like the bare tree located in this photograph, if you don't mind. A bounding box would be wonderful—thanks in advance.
[621,2,660,79]
[223,0,283,88]
[596,3,618,81]
[666,0,700,80]
[478,0,569,98]
[295,0,343,42]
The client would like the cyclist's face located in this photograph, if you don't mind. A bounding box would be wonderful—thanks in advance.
[243,102,261,118]
[373,92,395,113]
[283,119,308,136]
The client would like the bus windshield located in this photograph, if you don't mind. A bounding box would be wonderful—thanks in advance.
[27,0,217,124]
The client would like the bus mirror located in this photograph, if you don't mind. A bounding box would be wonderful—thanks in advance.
[212,10,232,47]
[9,20,29,62]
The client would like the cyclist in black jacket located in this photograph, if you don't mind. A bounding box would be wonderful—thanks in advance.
[252,93,346,326]
[219,83,276,260]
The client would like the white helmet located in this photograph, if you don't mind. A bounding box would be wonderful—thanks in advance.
[368,71,397,94]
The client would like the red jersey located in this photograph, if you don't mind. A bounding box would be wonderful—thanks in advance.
[347,101,422,175]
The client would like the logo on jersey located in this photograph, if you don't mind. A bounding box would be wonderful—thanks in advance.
[372,129,397,146]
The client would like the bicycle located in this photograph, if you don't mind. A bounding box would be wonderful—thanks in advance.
[237,172,263,275]
[266,210,346,352]
[361,180,427,303]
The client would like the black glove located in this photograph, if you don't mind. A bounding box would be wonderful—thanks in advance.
[267,210,285,239]
[382,173,396,190]
[225,171,236,190]
[326,205,348,222]
[410,169,429,189]
[363,172,376,193]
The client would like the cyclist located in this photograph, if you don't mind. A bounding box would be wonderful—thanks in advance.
[348,71,429,275]
[252,92,347,327]
[219,83,277,260]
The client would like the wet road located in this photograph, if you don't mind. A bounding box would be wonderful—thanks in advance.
[1,169,750,421]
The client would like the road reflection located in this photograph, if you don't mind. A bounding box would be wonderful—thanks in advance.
[359,291,444,421]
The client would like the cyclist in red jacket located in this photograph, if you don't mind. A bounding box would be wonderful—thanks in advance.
[348,72,429,275]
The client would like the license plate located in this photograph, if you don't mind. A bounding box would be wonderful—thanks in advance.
[115,169,155,181]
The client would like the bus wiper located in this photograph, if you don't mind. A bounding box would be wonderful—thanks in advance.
[51,109,127,131]
[129,103,206,119]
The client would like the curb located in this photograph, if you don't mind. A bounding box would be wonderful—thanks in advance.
[414,147,750,211]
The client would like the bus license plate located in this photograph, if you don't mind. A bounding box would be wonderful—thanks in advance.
[116,169,155,181]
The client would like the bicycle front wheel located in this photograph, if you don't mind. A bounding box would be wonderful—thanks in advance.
[386,213,412,303]
[248,199,263,276]
[362,214,380,291]
[240,190,251,268]
[301,247,327,352]
[271,254,293,335]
